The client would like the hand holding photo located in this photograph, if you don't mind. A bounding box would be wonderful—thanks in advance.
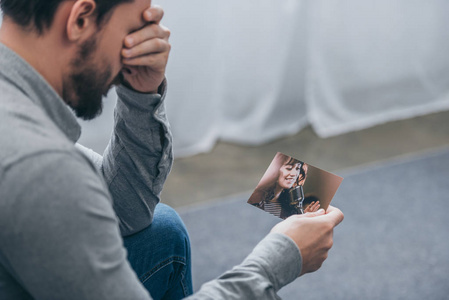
[247,152,343,219]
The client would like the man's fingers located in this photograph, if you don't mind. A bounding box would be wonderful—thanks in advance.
[304,208,325,218]
[122,51,169,68]
[324,206,344,226]
[143,5,164,24]
[124,24,170,48]
[122,38,170,59]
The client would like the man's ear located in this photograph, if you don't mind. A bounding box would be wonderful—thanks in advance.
[66,0,97,41]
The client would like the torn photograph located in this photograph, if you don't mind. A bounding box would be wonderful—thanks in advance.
[248,152,343,219]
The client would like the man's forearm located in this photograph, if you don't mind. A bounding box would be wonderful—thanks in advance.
[82,81,173,236]
[185,233,302,300]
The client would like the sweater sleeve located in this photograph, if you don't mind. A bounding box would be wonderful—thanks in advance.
[185,233,302,300]
[77,81,173,236]
[0,151,153,300]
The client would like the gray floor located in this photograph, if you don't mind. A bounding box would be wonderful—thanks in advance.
[179,145,449,299]
[162,110,449,208]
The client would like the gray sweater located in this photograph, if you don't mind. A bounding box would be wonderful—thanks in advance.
[0,43,302,299]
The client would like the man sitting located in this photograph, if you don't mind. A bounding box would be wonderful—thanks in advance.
[0,0,344,299]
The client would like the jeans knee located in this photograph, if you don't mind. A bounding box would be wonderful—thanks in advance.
[123,203,193,298]
[153,204,191,257]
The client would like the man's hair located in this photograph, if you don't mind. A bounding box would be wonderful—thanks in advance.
[0,0,133,34]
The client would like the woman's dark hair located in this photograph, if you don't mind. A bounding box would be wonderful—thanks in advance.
[284,157,300,166]
[297,163,307,184]
[0,0,133,34]
[303,194,319,206]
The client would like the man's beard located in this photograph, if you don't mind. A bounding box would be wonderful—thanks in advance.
[64,37,114,121]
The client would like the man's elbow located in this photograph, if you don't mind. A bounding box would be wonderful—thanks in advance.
[118,204,155,237]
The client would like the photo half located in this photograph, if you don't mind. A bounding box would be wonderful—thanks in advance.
[247,152,344,219]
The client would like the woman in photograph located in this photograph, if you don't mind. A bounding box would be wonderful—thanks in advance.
[250,155,318,219]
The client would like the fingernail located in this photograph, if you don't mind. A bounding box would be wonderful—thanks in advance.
[126,37,133,46]
[145,10,152,20]
[318,209,325,214]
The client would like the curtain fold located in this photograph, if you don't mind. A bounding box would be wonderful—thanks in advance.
[307,0,449,137]
[159,0,449,157]
[160,0,310,156]
[3,2,449,158]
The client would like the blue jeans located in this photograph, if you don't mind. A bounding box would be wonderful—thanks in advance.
[123,203,193,300]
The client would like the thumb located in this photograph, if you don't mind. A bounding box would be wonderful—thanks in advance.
[304,208,325,218]
[321,206,345,226]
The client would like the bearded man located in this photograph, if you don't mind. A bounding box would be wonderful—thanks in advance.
[0,1,343,299]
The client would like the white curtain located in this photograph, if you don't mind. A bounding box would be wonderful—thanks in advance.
[2,2,449,157]
[158,0,449,157]
[306,0,449,137]
[157,0,310,156]
[159,0,309,156]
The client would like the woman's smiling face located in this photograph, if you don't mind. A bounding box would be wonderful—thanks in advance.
[278,162,301,189]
